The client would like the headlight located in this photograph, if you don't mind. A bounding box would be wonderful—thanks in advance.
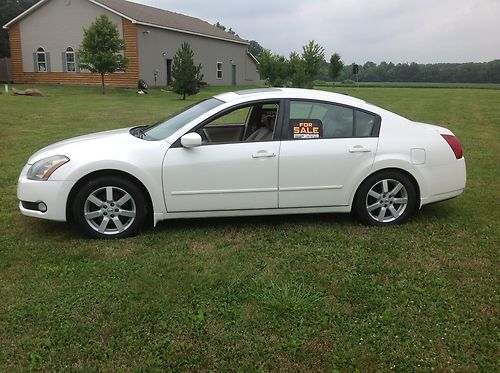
[27,155,70,181]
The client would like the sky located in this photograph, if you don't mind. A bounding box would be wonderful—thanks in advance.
[132,0,500,64]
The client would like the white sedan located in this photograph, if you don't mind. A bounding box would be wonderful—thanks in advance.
[17,88,466,238]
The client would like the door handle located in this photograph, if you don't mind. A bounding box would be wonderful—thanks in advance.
[252,151,276,158]
[349,146,371,153]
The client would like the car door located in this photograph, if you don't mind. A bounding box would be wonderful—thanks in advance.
[278,99,380,208]
[163,100,283,212]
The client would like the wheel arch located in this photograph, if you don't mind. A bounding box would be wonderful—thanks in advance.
[350,167,421,212]
[66,169,154,225]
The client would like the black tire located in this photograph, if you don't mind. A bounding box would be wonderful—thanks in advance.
[72,176,149,239]
[354,171,417,226]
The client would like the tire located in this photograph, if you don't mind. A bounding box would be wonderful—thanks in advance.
[354,171,417,226]
[72,176,149,239]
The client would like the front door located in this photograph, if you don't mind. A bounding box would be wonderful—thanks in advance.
[278,100,380,208]
[232,65,237,86]
[163,100,282,212]
[166,59,172,86]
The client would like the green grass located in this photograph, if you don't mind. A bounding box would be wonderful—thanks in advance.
[0,84,498,371]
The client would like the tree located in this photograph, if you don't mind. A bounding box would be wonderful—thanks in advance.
[78,15,128,94]
[302,40,325,86]
[289,51,307,88]
[248,40,264,61]
[171,42,203,100]
[258,49,288,87]
[0,0,39,57]
[329,53,343,86]
[288,40,325,88]
[214,22,237,36]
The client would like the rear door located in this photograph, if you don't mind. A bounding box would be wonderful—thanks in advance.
[278,99,380,208]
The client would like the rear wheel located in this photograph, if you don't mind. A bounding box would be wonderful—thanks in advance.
[72,176,148,239]
[355,171,417,226]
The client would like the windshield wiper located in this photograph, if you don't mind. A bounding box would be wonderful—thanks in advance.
[130,125,150,140]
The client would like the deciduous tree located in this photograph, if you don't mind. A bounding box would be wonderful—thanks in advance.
[258,49,288,87]
[0,0,38,57]
[78,15,128,94]
[302,40,325,87]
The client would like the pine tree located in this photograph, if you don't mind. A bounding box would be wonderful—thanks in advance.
[171,42,203,100]
[78,15,128,94]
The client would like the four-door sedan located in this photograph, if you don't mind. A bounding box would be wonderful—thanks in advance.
[17,88,466,238]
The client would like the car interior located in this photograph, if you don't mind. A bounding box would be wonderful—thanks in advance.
[197,102,279,144]
[289,101,374,139]
[194,100,375,144]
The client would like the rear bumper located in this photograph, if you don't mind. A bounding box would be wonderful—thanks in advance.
[419,157,466,207]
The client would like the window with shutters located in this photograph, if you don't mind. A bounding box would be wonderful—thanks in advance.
[36,47,46,72]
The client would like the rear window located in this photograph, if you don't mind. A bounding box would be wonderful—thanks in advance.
[288,100,379,139]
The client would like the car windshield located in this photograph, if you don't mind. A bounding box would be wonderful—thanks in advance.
[144,98,224,140]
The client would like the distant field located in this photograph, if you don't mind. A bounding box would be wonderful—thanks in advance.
[316,81,500,89]
[0,84,498,371]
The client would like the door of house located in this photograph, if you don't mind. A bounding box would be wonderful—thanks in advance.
[166,59,172,86]
[232,65,237,85]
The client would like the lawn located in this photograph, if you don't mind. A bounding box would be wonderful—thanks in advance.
[0,84,498,371]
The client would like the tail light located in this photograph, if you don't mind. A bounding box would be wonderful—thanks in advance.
[441,134,463,159]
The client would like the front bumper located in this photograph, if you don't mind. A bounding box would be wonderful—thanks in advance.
[17,164,75,222]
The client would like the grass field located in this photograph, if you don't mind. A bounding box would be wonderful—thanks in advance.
[0,84,498,371]
[317,81,500,89]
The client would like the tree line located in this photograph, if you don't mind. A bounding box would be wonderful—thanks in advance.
[324,60,500,84]
[248,38,499,85]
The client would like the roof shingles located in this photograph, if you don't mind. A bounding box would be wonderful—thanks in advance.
[93,0,248,44]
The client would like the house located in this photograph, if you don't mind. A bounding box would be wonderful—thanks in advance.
[2,0,260,87]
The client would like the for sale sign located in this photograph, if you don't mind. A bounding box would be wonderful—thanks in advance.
[289,119,323,139]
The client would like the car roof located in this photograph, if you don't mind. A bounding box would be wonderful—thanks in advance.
[214,88,367,106]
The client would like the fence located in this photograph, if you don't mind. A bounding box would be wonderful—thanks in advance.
[0,58,12,83]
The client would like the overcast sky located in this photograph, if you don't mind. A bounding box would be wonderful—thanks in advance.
[133,0,499,64]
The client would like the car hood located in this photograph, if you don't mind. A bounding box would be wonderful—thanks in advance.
[27,128,151,164]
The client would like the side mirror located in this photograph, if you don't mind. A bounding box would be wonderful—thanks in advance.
[181,132,202,148]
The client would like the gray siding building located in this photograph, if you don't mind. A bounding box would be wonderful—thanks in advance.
[3,0,260,87]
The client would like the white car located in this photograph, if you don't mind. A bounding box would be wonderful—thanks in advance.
[17,88,466,238]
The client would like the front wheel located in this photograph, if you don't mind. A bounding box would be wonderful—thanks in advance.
[72,176,149,239]
[354,171,417,226]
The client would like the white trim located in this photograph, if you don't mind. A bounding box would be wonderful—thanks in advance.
[134,21,249,45]
[88,0,136,23]
[171,187,277,196]
[247,51,260,64]
[280,185,343,192]
[3,0,50,29]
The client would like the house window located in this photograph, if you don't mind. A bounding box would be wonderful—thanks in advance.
[66,47,76,72]
[37,47,46,72]
[216,62,223,79]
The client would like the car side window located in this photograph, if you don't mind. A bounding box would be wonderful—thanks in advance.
[288,100,377,139]
[355,110,376,137]
[196,101,279,144]
[208,106,251,127]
